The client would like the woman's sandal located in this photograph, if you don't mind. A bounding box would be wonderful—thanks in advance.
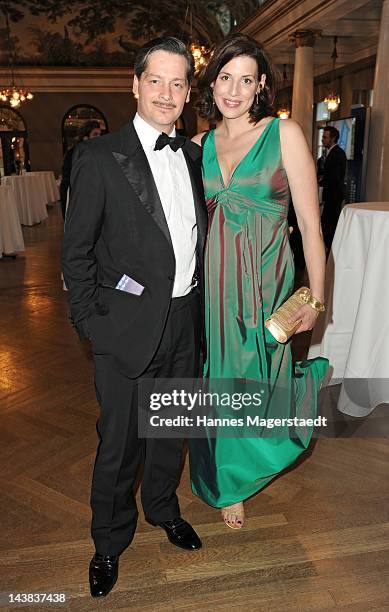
[221,503,245,529]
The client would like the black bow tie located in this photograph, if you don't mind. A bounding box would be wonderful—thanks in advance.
[154,132,186,152]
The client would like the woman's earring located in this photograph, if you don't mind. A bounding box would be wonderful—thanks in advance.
[255,91,259,105]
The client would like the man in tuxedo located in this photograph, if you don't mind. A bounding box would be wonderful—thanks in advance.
[319,126,347,250]
[62,37,207,598]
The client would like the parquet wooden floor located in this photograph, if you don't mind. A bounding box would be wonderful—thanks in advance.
[1,205,389,611]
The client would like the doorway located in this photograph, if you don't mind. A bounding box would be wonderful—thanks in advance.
[0,106,30,177]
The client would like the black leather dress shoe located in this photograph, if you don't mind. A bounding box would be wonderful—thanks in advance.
[89,553,119,598]
[149,517,202,550]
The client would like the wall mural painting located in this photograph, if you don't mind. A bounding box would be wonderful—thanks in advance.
[0,1,259,67]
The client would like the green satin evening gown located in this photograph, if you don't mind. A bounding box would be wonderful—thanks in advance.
[190,118,329,508]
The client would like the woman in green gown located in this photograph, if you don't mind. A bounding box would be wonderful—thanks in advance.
[190,34,329,528]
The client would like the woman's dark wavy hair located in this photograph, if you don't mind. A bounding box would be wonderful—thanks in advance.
[196,34,277,124]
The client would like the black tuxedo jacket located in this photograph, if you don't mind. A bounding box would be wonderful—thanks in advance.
[61,122,207,378]
[322,144,347,206]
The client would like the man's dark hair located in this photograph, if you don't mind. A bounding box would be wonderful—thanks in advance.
[324,126,340,143]
[134,37,195,85]
[79,120,101,140]
[196,33,276,125]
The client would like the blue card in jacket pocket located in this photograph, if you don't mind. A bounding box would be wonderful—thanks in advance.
[115,274,145,296]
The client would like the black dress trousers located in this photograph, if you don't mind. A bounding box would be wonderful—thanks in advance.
[90,289,200,556]
[321,195,343,250]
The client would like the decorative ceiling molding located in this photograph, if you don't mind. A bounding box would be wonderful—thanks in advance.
[240,0,372,45]
[239,0,380,78]
[0,67,206,94]
[0,67,134,93]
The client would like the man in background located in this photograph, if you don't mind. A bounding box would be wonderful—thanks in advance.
[60,120,102,220]
[319,126,347,250]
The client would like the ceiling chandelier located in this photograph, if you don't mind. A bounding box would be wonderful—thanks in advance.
[324,93,340,113]
[182,3,211,74]
[277,108,290,120]
[189,42,210,74]
[0,88,33,108]
[0,10,34,108]
[324,36,340,113]
[277,65,291,120]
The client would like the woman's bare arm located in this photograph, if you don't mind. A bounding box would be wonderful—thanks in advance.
[280,119,326,331]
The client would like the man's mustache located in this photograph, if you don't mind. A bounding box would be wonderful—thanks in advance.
[153,101,176,109]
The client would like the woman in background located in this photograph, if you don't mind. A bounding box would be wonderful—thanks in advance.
[190,34,328,528]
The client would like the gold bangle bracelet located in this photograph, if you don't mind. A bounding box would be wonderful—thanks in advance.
[307,296,325,312]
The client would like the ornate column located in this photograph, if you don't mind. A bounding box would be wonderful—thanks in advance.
[290,30,319,149]
[365,0,389,202]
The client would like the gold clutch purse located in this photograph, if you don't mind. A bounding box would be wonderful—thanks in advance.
[265,287,312,343]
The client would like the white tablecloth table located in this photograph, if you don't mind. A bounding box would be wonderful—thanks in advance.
[29,171,59,204]
[308,202,389,416]
[2,174,49,226]
[0,185,25,257]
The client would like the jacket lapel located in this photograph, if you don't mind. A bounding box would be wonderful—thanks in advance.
[325,144,337,166]
[182,143,207,260]
[112,123,173,249]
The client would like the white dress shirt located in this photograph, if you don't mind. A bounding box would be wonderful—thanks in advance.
[133,113,197,297]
